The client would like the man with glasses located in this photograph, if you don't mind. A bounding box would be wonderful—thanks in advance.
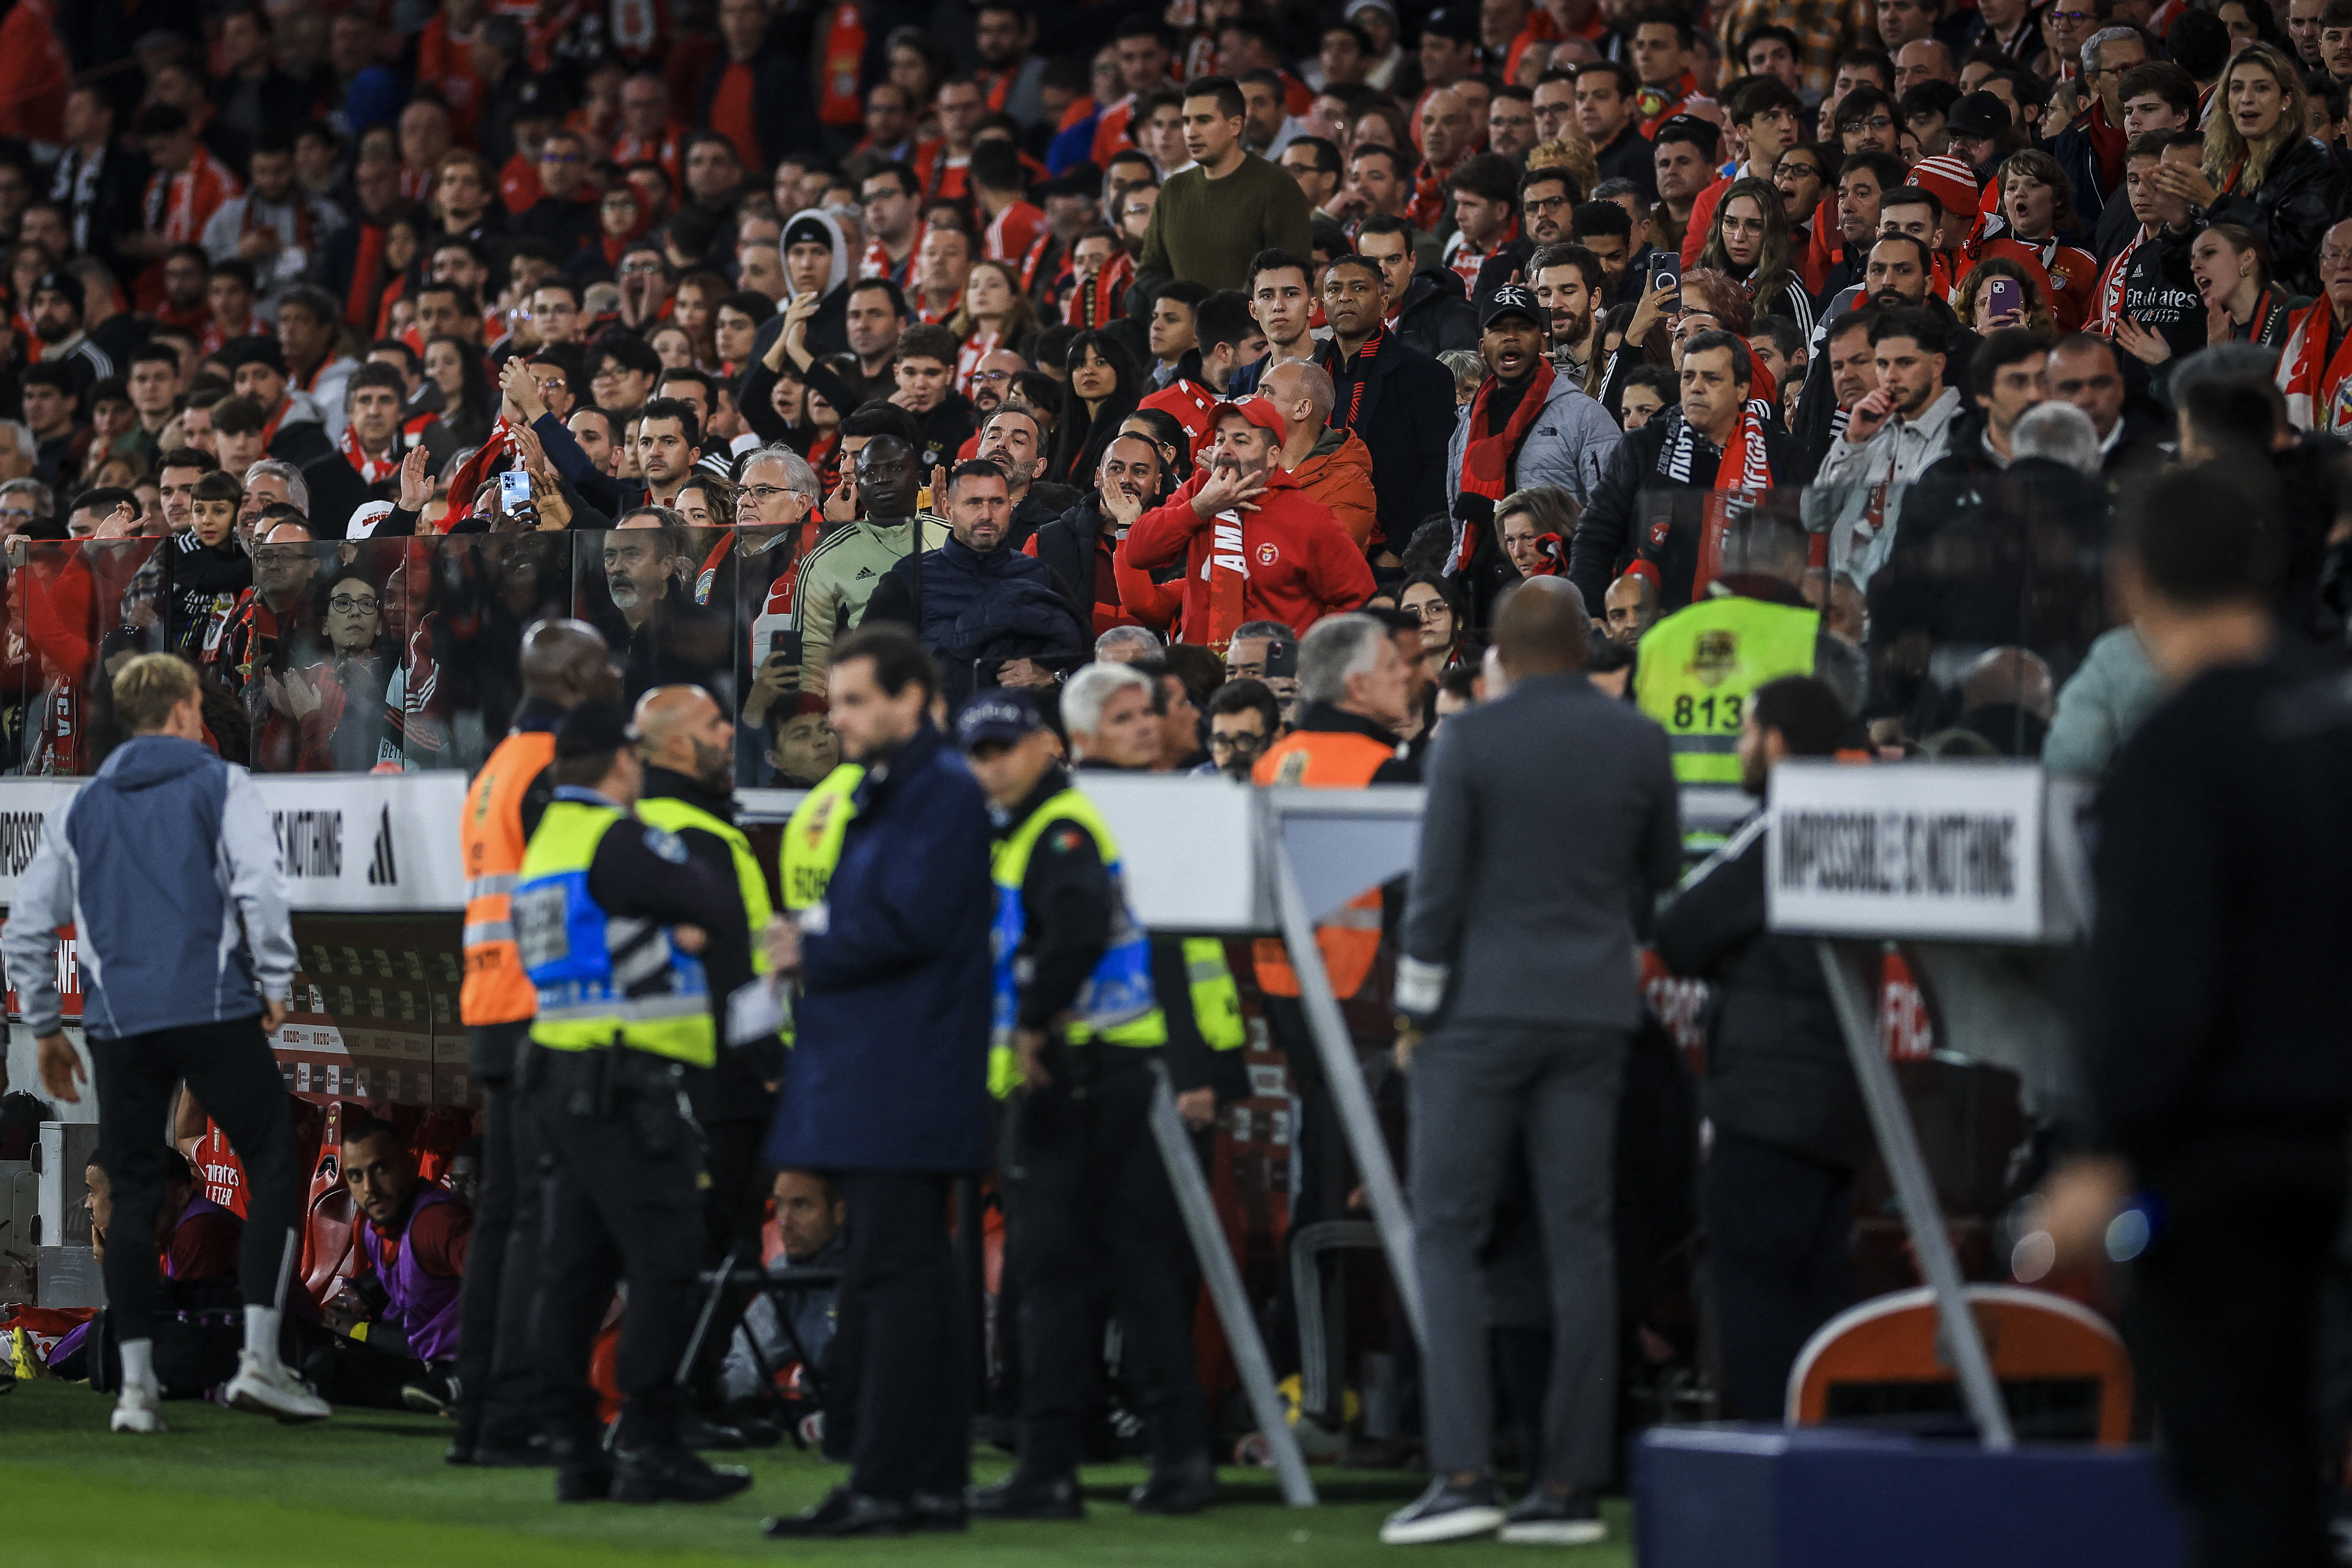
[857,164,925,288]
[0,477,53,540]
[725,446,827,767]
[1205,679,1281,776]
[223,518,323,711]
[516,129,598,259]
[527,280,587,349]
[2053,27,2146,229]
[967,350,1027,417]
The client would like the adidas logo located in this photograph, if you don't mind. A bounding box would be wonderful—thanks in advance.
[855,565,875,578]
[366,805,398,887]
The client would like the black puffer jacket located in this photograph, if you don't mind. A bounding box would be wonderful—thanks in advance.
[1654,820,1871,1170]
[2207,134,2346,296]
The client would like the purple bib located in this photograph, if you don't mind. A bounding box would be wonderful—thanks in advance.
[364,1185,464,1364]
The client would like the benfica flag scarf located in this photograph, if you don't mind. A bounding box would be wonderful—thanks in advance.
[1204,492,1250,654]
[1665,399,1775,599]
[341,426,399,486]
[2278,295,2352,431]
[440,417,517,528]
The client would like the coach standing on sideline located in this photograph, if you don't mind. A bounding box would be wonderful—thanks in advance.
[452,619,619,1466]
[7,652,328,1434]
[1384,579,1680,1549]
[761,626,995,1541]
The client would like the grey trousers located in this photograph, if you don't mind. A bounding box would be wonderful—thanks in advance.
[1408,1021,1626,1483]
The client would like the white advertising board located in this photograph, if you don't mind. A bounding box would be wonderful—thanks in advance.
[1765,762,2067,943]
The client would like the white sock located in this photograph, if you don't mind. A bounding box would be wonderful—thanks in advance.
[243,1305,283,1370]
[119,1338,157,1397]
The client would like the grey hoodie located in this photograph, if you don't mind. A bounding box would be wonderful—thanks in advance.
[1,736,293,1039]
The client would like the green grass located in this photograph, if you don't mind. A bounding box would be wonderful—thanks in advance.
[0,1380,1633,1567]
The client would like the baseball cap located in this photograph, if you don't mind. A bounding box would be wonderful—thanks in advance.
[1945,91,2012,141]
[1210,396,1287,441]
[1345,0,1399,22]
[956,689,1043,751]
[1907,153,1981,217]
[555,700,637,759]
[27,271,81,312]
[1652,113,1721,159]
[1423,5,1481,42]
[346,500,396,541]
[1479,282,1543,331]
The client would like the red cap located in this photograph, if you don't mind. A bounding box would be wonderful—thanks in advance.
[1209,395,1287,443]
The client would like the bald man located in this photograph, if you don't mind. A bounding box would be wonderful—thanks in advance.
[1601,572,1658,648]
[631,684,785,1445]
[455,619,622,1465]
[1385,574,1679,1547]
[1265,358,1379,547]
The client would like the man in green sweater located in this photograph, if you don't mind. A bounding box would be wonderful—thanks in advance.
[1136,75,1314,296]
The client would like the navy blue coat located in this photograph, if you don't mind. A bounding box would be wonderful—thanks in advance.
[765,722,995,1174]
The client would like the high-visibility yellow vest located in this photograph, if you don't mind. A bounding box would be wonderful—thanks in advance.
[514,797,717,1067]
[989,787,1165,1097]
[1634,595,1819,849]
[635,795,775,974]
[780,764,864,911]
[1180,936,1245,1052]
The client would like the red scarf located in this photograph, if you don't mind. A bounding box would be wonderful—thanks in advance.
[1689,400,1775,599]
[343,222,388,329]
[1408,160,1450,235]
[2278,294,2352,431]
[341,425,399,485]
[440,417,516,528]
[861,230,921,288]
[1458,361,1554,501]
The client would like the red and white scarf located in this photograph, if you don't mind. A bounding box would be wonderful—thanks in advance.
[2094,228,2147,330]
[439,417,517,528]
[860,229,922,288]
[2278,295,2352,431]
[341,425,400,486]
[1674,398,1776,599]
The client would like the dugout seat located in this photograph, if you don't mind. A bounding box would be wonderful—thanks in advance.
[1786,1285,2133,1445]
[298,1102,362,1307]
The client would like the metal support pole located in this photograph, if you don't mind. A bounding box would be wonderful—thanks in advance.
[1260,804,1426,1350]
[1815,938,2015,1450]
[1146,1064,1317,1507]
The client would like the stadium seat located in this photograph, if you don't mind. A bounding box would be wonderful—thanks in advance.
[1786,1285,2134,1445]
[298,1102,362,1308]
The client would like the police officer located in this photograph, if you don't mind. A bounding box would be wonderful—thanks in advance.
[633,684,784,1447]
[958,685,1222,1521]
[513,701,751,1504]
[1631,513,1860,855]
[452,619,619,1466]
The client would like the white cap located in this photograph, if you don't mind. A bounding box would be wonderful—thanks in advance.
[346,500,396,541]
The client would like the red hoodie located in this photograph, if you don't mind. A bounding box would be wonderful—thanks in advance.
[1119,466,1375,646]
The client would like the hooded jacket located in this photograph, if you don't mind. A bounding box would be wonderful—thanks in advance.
[1444,368,1625,517]
[1287,426,1380,547]
[1391,266,1480,359]
[772,207,854,359]
[1,735,294,1039]
[1120,465,1376,639]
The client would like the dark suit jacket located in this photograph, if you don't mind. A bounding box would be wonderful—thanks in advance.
[1401,671,1681,1030]
[1305,327,1456,553]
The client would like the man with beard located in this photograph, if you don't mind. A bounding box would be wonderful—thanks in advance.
[224,519,324,736]
[155,245,214,338]
[29,271,111,393]
[1789,233,1978,470]
[1028,432,1167,637]
[597,508,731,702]
[1809,151,1905,305]
[862,460,1089,706]
[1807,306,1965,588]
[794,435,950,693]
[632,683,786,1447]
[1531,244,1607,398]
[1123,399,1372,650]
[223,336,334,469]
[1314,252,1455,558]
[636,399,704,511]
[968,350,1029,422]
[974,404,1078,550]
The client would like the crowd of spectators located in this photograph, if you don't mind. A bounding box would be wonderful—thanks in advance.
[11,0,2352,1554]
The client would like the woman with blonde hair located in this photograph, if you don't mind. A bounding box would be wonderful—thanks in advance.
[949,259,1039,391]
[1693,177,1815,339]
[2170,43,2342,293]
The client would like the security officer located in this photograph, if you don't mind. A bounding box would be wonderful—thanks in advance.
[633,684,784,1447]
[513,700,752,1505]
[1631,513,1859,855]
[957,686,1222,1521]
[452,619,619,1466]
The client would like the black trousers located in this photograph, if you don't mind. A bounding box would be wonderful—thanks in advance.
[1702,1126,1854,1423]
[527,1051,705,1451]
[1003,1055,1206,1475]
[455,1023,542,1443]
[91,1018,299,1344]
[840,1169,972,1500]
[686,1114,774,1403]
[2132,1143,2345,1568]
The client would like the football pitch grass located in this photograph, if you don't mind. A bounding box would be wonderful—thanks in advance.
[0,1379,1635,1567]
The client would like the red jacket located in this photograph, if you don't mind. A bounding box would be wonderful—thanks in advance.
[1119,467,1375,641]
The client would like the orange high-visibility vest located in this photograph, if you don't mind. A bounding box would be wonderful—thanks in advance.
[1252,728,1394,999]
[459,728,557,1026]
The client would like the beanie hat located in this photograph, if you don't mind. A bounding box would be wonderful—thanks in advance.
[1909,154,1981,218]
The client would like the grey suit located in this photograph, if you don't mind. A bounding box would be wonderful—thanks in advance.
[1397,672,1680,1486]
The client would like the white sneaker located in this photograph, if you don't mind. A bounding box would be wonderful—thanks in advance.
[110,1383,168,1434]
[222,1351,330,1422]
